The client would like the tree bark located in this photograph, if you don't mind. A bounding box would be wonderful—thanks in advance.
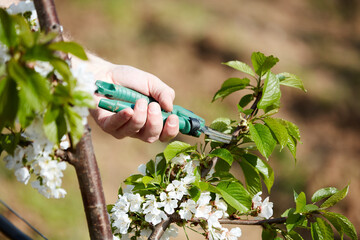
[34,1,112,239]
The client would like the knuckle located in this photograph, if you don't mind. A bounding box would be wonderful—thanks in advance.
[144,137,158,143]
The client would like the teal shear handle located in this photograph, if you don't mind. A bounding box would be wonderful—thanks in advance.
[96,80,205,137]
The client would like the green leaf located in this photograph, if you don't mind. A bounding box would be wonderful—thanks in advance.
[278,72,307,92]
[197,182,219,194]
[50,58,72,80]
[288,232,304,240]
[311,218,334,240]
[239,94,254,108]
[8,60,50,111]
[48,41,88,60]
[155,154,166,178]
[251,52,279,77]
[212,171,236,181]
[285,208,305,232]
[212,77,250,102]
[263,118,289,150]
[0,133,20,155]
[295,192,306,213]
[43,106,67,144]
[237,105,254,115]
[214,159,231,173]
[287,135,297,160]
[262,228,277,240]
[163,141,193,162]
[142,176,153,186]
[320,185,349,209]
[0,9,17,47]
[281,120,301,141]
[106,204,114,213]
[323,212,358,240]
[23,44,54,61]
[0,77,19,131]
[146,160,155,176]
[17,90,35,128]
[73,90,95,108]
[311,187,338,203]
[13,15,33,48]
[188,186,201,201]
[222,60,255,77]
[43,107,60,144]
[208,148,233,166]
[64,105,84,146]
[239,160,262,196]
[209,118,232,133]
[124,174,144,185]
[248,123,277,159]
[216,181,252,213]
[303,204,319,213]
[258,72,281,112]
[243,154,274,193]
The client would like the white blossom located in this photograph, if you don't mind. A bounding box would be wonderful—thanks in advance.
[124,193,143,213]
[112,211,131,234]
[166,180,188,200]
[140,229,152,239]
[179,199,196,221]
[171,153,190,166]
[143,195,166,225]
[220,227,242,240]
[195,192,212,220]
[72,63,97,95]
[123,185,135,194]
[215,194,229,218]
[160,224,178,240]
[183,159,199,175]
[0,44,10,64]
[6,0,39,30]
[112,195,130,213]
[144,207,167,226]
[208,227,223,240]
[138,164,146,176]
[3,146,24,170]
[14,167,30,184]
[159,192,178,214]
[252,192,273,219]
[207,210,223,229]
[34,61,54,77]
[60,135,70,150]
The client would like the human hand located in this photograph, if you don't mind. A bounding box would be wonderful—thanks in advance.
[90,63,179,142]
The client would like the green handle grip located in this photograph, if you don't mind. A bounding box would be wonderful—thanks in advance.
[95,80,155,103]
[99,99,193,135]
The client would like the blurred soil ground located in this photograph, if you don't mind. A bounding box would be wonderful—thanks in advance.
[1,0,360,239]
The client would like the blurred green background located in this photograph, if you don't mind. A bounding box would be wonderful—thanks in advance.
[1,0,359,239]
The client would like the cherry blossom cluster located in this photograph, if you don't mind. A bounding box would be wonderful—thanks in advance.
[109,153,270,240]
[3,117,68,198]
[1,1,95,198]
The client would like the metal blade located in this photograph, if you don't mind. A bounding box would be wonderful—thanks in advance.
[201,126,234,144]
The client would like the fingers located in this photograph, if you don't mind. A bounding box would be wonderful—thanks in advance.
[147,74,175,112]
[111,66,175,112]
[159,114,179,142]
[135,102,163,143]
[95,101,179,142]
[112,99,148,139]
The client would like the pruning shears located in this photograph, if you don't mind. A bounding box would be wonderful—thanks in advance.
[95,80,233,144]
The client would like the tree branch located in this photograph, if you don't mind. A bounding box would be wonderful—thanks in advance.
[34,1,112,239]
[149,213,287,240]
